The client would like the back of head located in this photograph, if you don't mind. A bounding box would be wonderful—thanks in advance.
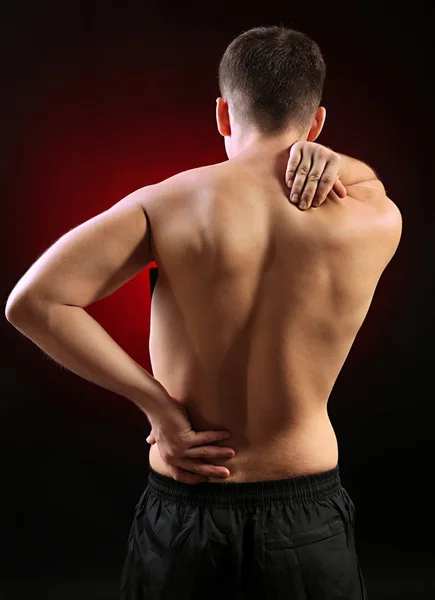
[218,26,326,135]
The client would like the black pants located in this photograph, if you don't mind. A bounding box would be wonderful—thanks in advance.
[120,466,366,599]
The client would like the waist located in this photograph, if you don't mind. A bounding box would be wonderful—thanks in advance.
[149,418,338,483]
[147,464,341,508]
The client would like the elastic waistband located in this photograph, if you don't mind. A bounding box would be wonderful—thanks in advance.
[147,466,341,509]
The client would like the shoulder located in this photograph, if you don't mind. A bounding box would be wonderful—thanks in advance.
[349,185,402,239]
[378,196,402,257]
[156,162,230,192]
[330,185,402,257]
[135,162,231,210]
[379,196,402,237]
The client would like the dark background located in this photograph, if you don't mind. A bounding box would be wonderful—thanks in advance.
[1,2,432,598]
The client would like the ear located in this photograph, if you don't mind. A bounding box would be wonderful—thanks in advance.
[216,97,231,137]
[306,106,326,142]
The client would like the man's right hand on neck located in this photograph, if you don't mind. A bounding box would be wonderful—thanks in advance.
[285,142,387,210]
[285,141,347,210]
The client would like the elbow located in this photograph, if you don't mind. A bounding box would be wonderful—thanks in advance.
[5,291,36,325]
[5,297,26,325]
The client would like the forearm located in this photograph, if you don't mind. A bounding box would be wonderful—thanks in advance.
[338,153,383,188]
[6,299,172,420]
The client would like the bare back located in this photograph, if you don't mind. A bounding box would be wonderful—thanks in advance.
[146,159,400,482]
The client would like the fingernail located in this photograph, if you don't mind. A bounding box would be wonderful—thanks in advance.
[291,193,298,203]
[146,436,151,443]
[299,200,307,209]
[287,179,293,188]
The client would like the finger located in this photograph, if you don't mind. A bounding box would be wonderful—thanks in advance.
[333,179,347,198]
[285,145,302,188]
[311,163,339,207]
[327,188,341,202]
[178,459,231,478]
[298,159,327,210]
[191,430,232,446]
[171,466,206,485]
[289,158,313,205]
[184,445,236,459]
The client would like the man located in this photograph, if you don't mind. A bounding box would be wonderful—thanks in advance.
[6,26,401,600]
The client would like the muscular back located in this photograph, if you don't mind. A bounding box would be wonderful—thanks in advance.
[146,159,401,482]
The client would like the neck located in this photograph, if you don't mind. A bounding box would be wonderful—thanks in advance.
[228,130,305,179]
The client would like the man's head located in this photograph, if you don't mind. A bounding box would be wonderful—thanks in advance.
[217,26,326,158]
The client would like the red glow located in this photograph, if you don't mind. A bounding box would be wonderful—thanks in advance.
[13,48,221,371]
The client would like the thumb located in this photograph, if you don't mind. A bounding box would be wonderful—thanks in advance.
[333,179,347,198]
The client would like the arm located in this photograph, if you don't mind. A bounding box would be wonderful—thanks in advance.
[337,153,386,194]
[5,176,235,485]
[5,185,171,419]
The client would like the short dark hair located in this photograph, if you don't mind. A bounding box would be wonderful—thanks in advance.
[218,26,326,135]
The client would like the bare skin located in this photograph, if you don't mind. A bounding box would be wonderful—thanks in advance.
[145,144,402,483]
[5,103,401,486]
